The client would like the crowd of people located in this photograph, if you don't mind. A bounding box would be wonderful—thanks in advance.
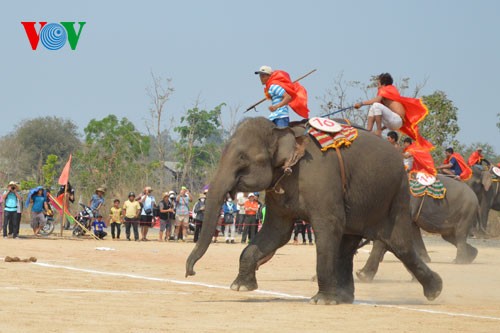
[0,182,315,244]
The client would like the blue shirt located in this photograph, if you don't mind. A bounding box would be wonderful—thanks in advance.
[31,195,46,213]
[140,195,156,215]
[268,84,289,121]
[449,157,462,176]
[222,201,236,214]
[4,192,18,212]
[90,194,104,210]
[176,195,190,216]
[92,220,106,232]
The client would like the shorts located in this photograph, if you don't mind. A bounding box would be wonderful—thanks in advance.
[368,102,403,130]
[31,212,46,228]
[139,214,153,226]
[175,214,189,227]
[159,219,174,232]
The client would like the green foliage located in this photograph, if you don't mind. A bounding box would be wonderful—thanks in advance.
[74,115,151,196]
[20,180,38,191]
[41,154,59,189]
[174,103,225,189]
[0,116,80,182]
[420,91,460,161]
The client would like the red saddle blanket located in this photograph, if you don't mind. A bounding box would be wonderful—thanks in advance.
[307,125,358,151]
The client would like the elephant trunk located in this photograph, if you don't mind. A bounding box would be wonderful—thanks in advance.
[186,170,236,277]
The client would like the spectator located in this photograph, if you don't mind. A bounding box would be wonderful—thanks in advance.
[222,196,236,243]
[15,183,23,237]
[122,192,141,241]
[92,214,107,239]
[0,193,3,234]
[28,186,48,236]
[175,186,193,242]
[108,199,122,240]
[158,192,176,242]
[3,181,21,239]
[293,219,306,245]
[241,193,259,244]
[193,193,206,243]
[304,221,314,245]
[57,183,75,230]
[236,192,247,233]
[137,186,156,241]
[254,192,263,232]
[89,187,105,215]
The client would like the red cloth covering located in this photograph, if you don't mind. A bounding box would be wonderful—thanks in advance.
[404,143,437,176]
[467,151,483,166]
[265,70,309,118]
[444,153,472,180]
[378,85,432,150]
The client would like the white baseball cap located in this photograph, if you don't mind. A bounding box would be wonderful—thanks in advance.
[255,65,273,75]
[248,193,255,197]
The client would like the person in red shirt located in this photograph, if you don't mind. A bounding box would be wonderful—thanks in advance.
[467,147,491,167]
[241,193,259,244]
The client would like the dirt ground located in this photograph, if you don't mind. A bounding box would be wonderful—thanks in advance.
[1,228,500,333]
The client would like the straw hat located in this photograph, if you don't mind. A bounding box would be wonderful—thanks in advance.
[145,186,153,192]
[96,187,106,193]
[7,181,19,190]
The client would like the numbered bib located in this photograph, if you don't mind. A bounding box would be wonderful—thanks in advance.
[492,166,500,177]
[416,172,436,186]
[309,117,342,133]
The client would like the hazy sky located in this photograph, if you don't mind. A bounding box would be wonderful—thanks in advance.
[2,1,499,153]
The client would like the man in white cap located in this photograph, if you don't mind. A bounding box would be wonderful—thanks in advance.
[255,65,292,127]
[467,146,491,167]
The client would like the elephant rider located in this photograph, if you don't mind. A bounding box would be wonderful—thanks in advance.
[386,131,401,152]
[255,65,309,127]
[467,147,491,168]
[402,138,436,177]
[437,147,472,180]
[354,73,432,150]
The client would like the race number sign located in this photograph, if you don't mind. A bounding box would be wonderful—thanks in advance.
[416,172,436,186]
[309,117,342,133]
[492,166,500,177]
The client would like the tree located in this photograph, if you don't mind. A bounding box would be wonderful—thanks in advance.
[497,113,500,132]
[73,115,151,196]
[145,72,175,189]
[174,102,225,190]
[0,116,80,182]
[419,91,460,161]
[41,154,59,189]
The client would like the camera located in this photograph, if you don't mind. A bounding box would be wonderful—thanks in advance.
[10,186,15,191]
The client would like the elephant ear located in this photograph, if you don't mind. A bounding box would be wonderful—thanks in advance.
[271,127,309,170]
[482,170,492,191]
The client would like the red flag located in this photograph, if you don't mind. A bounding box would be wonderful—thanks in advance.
[58,154,72,185]
[404,143,437,176]
[265,70,309,118]
[378,85,433,150]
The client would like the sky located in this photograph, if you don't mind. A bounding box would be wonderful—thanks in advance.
[1,0,499,153]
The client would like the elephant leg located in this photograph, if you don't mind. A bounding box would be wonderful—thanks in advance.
[336,234,363,303]
[310,217,345,305]
[230,213,294,292]
[356,240,387,282]
[443,231,478,264]
[411,223,431,263]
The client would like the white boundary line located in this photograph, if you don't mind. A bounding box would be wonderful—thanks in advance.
[16,261,498,322]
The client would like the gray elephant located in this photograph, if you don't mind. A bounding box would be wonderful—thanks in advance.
[357,175,479,282]
[467,166,500,235]
[185,117,442,304]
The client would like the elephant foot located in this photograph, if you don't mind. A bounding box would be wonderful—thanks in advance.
[356,269,374,282]
[230,275,258,292]
[309,291,353,305]
[454,246,478,264]
[422,271,442,301]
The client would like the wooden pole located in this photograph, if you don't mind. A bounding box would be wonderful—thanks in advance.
[60,184,67,237]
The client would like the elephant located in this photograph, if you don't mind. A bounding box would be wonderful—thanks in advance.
[357,175,479,282]
[467,165,500,235]
[185,117,442,304]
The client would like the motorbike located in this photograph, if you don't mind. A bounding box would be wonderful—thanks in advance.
[72,203,94,237]
[39,207,56,236]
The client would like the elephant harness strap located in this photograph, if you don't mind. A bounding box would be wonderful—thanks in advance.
[268,135,309,194]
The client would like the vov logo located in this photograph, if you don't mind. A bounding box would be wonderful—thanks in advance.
[21,22,86,50]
